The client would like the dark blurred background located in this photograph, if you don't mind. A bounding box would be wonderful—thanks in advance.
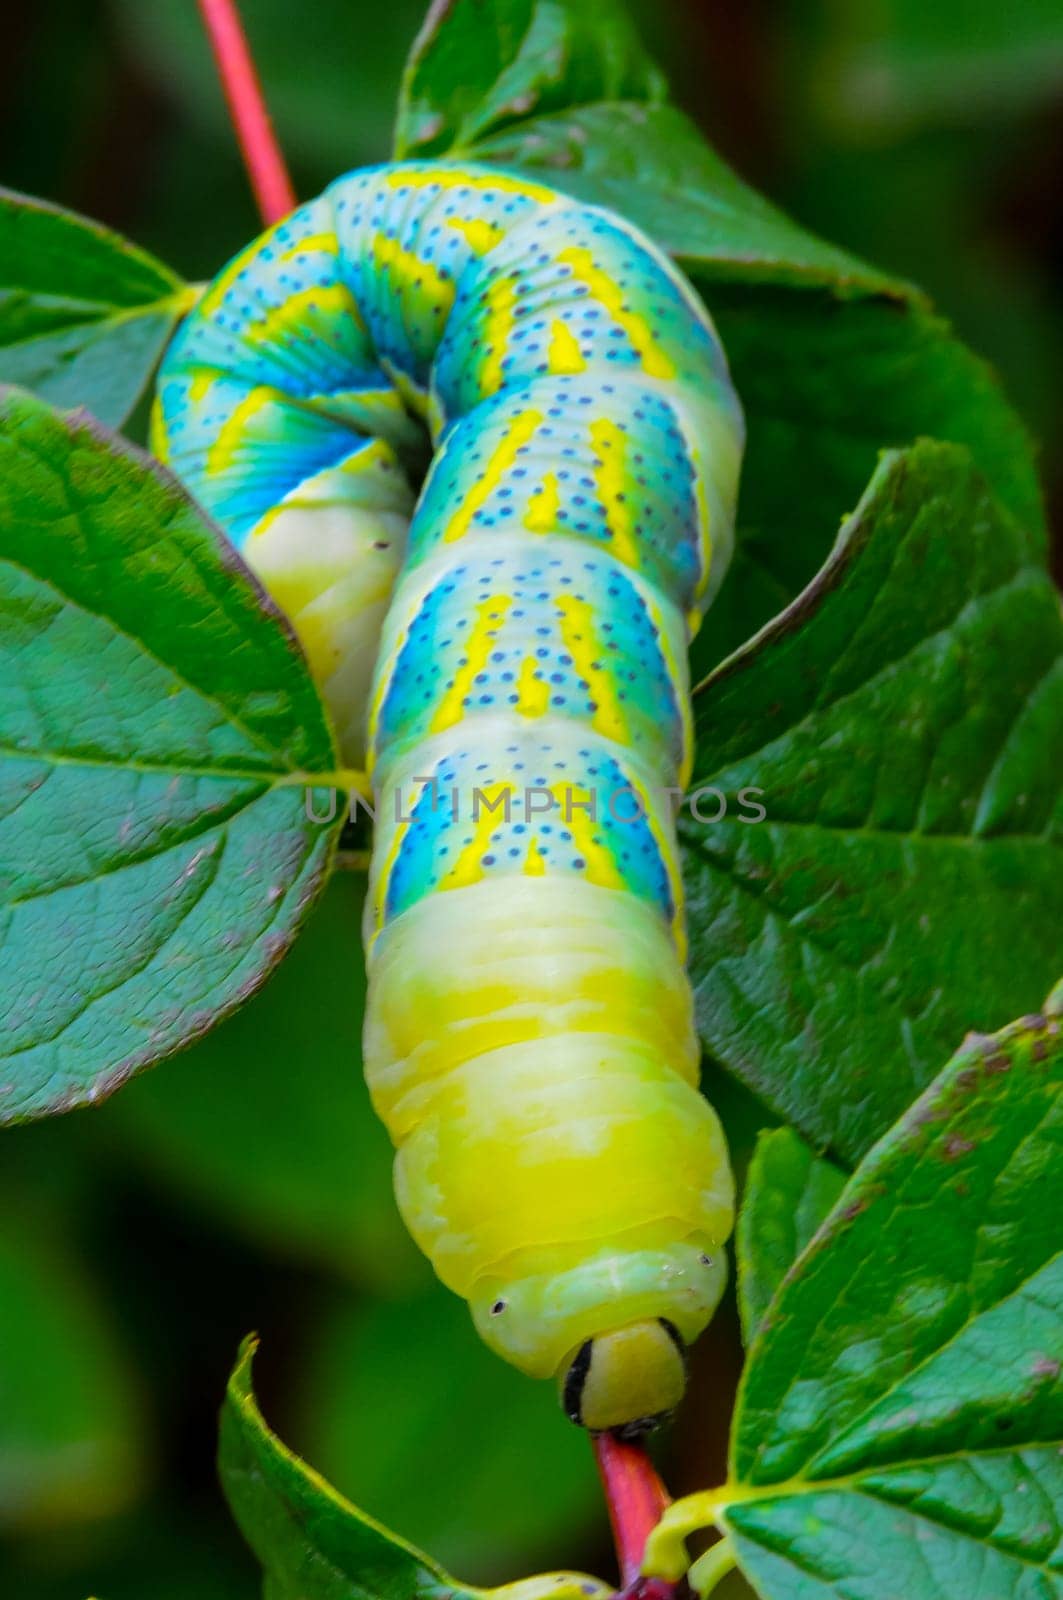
[1,3,1060,1597]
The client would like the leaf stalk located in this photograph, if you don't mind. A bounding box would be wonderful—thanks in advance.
[592,1433,675,1597]
[687,1538,737,1599]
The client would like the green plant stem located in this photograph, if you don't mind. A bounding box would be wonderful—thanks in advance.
[687,1538,737,1599]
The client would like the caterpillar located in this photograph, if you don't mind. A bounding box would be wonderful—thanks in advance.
[153,163,744,1435]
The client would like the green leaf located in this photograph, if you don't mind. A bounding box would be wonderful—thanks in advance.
[220,1337,612,1600]
[647,992,1063,1599]
[297,1282,599,1574]
[0,1208,145,1529]
[725,997,1063,1600]
[697,287,1047,675]
[0,190,189,428]
[0,388,344,1123]
[101,876,418,1290]
[681,441,1062,1162]
[393,0,665,159]
[736,1129,846,1347]
[467,103,911,299]
[459,97,1043,672]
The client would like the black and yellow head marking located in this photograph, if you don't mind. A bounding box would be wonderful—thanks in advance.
[560,1318,688,1436]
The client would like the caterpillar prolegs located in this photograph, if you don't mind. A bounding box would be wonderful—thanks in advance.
[153,164,745,1435]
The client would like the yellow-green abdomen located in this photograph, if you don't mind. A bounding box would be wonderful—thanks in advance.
[363,873,733,1426]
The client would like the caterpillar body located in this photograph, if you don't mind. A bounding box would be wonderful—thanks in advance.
[154,163,744,1434]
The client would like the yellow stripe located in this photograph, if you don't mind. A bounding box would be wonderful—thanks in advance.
[440,782,512,889]
[547,320,585,374]
[555,593,629,747]
[373,234,454,312]
[516,656,550,716]
[206,386,275,477]
[589,418,640,569]
[444,411,541,541]
[278,232,339,261]
[550,782,625,891]
[555,775,685,947]
[479,275,518,396]
[384,169,558,204]
[430,595,512,734]
[241,283,363,347]
[523,836,547,876]
[557,246,676,381]
[189,370,216,404]
[447,217,504,255]
[525,471,559,534]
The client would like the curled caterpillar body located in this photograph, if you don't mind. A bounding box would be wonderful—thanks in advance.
[154,163,744,1433]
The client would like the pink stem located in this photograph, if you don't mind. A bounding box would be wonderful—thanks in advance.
[196,0,296,225]
[592,1433,674,1596]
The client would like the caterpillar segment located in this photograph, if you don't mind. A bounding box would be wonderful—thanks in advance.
[153,163,745,1434]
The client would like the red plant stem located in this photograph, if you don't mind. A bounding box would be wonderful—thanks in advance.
[196,0,296,225]
[592,1433,672,1592]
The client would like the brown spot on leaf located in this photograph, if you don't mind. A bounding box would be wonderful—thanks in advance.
[501,91,538,117]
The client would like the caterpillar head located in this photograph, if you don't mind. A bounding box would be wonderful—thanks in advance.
[559,1318,687,1437]
[471,1243,726,1433]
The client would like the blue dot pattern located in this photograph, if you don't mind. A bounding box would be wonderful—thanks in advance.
[152,162,744,945]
